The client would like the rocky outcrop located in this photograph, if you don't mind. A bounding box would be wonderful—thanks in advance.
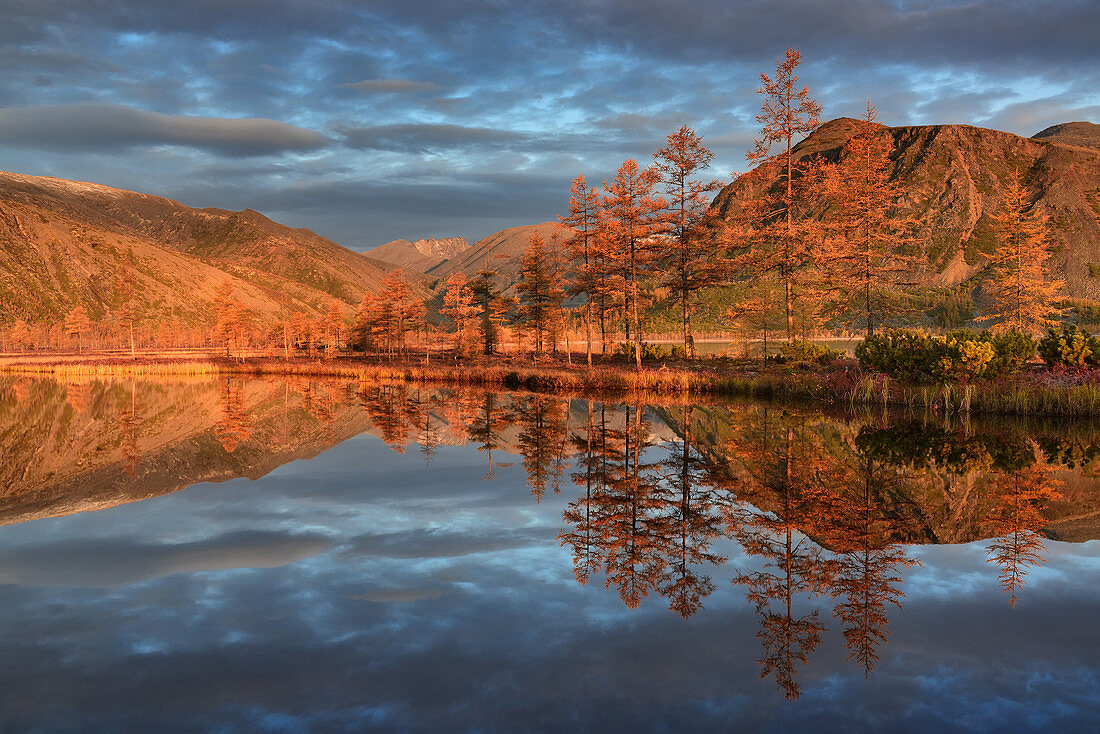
[369,235,469,273]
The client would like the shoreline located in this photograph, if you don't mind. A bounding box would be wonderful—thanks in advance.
[3,352,1100,418]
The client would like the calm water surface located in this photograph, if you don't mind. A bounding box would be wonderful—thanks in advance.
[1,376,1098,733]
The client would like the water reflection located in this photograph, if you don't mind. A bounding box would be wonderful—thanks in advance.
[1,375,1098,707]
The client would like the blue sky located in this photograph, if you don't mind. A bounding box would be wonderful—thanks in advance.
[1,0,1098,250]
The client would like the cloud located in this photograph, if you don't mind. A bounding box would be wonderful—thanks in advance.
[342,78,440,93]
[0,530,333,587]
[343,527,555,559]
[0,103,330,157]
[339,123,528,152]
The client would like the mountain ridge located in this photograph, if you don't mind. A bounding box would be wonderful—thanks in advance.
[713,117,1100,298]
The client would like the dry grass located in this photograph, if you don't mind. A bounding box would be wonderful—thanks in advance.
[6,353,1100,417]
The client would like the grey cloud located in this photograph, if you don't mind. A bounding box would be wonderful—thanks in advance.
[0,530,333,587]
[342,78,440,93]
[0,103,330,156]
[339,123,529,152]
[343,527,555,559]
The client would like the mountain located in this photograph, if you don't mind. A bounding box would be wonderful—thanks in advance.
[0,171,403,324]
[370,236,469,273]
[427,221,573,287]
[1033,121,1100,150]
[712,119,1100,299]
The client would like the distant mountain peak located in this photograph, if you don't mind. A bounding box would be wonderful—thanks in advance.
[1032,121,1100,150]
[370,235,470,273]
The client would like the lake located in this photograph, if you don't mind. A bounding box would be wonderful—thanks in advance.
[1,375,1098,733]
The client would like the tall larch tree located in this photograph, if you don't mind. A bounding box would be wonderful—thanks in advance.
[979,168,1065,334]
[376,269,418,355]
[561,174,602,365]
[324,300,345,353]
[602,159,666,368]
[820,104,917,336]
[116,258,140,356]
[748,46,823,343]
[653,126,725,357]
[64,306,93,353]
[441,271,481,356]
[470,257,506,356]
[516,233,565,355]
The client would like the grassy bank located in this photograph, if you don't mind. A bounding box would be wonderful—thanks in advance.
[4,352,1100,417]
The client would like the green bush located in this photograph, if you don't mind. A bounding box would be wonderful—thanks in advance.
[773,339,841,366]
[1038,325,1099,369]
[857,328,1036,383]
[855,329,938,381]
[615,341,673,361]
[987,331,1037,375]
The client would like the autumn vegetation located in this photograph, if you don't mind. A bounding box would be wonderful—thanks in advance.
[1,47,1094,415]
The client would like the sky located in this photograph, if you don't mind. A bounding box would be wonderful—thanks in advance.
[1,0,1099,252]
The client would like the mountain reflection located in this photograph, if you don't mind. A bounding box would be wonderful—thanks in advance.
[2,375,1099,698]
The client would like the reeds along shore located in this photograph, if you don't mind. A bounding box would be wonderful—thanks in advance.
[3,353,1100,418]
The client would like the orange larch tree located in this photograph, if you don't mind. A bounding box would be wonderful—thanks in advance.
[375,269,418,355]
[440,271,481,356]
[64,305,93,353]
[515,233,566,355]
[653,125,725,357]
[324,300,346,353]
[560,174,602,365]
[819,104,918,336]
[747,46,823,343]
[602,159,666,368]
[979,168,1065,334]
[116,259,140,356]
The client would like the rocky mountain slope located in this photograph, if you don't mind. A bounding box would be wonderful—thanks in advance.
[427,221,573,287]
[713,118,1100,299]
[1033,121,1100,150]
[370,236,469,273]
[0,171,403,324]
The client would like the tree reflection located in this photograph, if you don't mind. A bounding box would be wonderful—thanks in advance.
[818,441,920,677]
[728,412,836,700]
[652,406,727,618]
[517,395,569,501]
[118,380,142,477]
[982,443,1063,607]
[10,374,1100,698]
[215,378,251,454]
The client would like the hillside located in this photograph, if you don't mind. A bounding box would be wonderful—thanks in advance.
[370,236,469,273]
[1033,121,1100,150]
[427,221,573,288]
[712,119,1100,299]
[0,171,400,324]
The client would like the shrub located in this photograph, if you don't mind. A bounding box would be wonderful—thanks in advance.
[1038,325,1099,369]
[614,341,672,361]
[773,339,841,367]
[855,329,938,382]
[857,328,1036,383]
[987,331,1037,375]
[935,331,994,383]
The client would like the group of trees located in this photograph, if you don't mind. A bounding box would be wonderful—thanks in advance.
[541,46,1065,362]
[0,49,1069,363]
